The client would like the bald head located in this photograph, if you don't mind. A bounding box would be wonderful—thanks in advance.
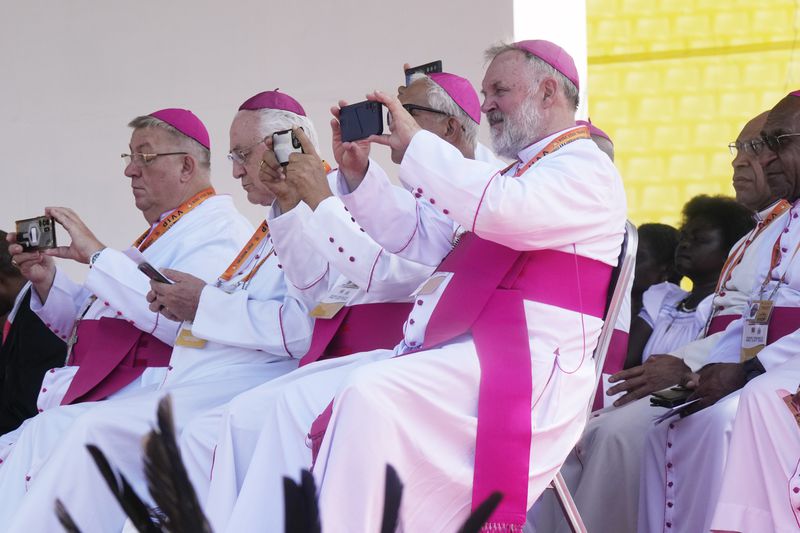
[760,94,800,203]
[732,111,772,210]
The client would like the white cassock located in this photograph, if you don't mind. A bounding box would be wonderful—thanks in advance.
[530,203,788,533]
[0,200,317,532]
[185,177,437,532]
[639,199,800,533]
[0,194,251,459]
[219,128,626,533]
[709,356,800,533]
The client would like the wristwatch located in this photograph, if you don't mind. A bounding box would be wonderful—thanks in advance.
[89,249,105,267]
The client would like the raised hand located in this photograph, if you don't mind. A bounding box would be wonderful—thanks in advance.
[330,100,372,191]
[258,136,301,212]
[43,207,105,264]
[285,127,333,210]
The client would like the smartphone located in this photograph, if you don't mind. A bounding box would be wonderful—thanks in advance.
[339,101,384,143]
[273,128,303,166]
[404,60,443,86]
[650,387,692,409]
[15,216,57,252]
[138,262,173,284]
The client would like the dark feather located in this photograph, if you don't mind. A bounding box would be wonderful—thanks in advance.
[456,492,503,533]
[142,395,212,533]
[54,499,82,533]
[283,470,321,533]
[380,464,403,533]
[86,444,159,533]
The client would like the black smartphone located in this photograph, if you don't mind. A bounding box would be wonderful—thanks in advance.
[339,101,384,143]
[404,60,443,85]
[650,387,692,409]
[138,262,173,284]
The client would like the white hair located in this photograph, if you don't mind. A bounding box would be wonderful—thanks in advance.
[484,42,580,110]
[127,115,211,170]
[408,72,479,149]
[250,109,320,152]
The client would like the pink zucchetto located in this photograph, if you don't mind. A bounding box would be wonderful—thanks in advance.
[576,119,612,144]
[513,39,579,91]
[238,89,306,116]
[428,72,481,124]
[148,108,210,150]
[790,90,800,97]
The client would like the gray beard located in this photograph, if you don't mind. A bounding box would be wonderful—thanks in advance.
[489,97,543,159]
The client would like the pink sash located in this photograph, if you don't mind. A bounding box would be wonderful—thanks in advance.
[300,302,413,367]
[767,307,800,345]
[707,313,741,336]
[61,318,171,405]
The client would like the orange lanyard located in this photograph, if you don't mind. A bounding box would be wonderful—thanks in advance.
[715,200,790,293]
[499,126,591,177]
[218,220,273,284]
[132,187,216,252]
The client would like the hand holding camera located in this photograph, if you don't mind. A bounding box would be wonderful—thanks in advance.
[258,136,302,213]
[330,100,372,190]
[362,91,421,164]
[39,207,106,264]
[284,127,333,211]
[6,231,56,295]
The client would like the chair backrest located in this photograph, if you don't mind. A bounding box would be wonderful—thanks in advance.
[588,220,638,417]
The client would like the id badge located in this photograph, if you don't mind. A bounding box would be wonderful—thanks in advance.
[310,280,360,319]
[741,300,773,361]
[175,326,207,349]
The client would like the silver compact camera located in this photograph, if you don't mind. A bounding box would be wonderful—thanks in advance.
[15,216,57,251]
[272,128,304,166]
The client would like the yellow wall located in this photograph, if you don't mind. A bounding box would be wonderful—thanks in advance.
[586,0,800,226]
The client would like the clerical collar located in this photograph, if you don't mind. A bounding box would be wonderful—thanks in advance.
[755,199,786,221]
[516,125,584,164]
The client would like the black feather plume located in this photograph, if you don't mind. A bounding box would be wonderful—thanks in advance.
[456,492,503,533]
[142,395,212,533]
[54,499,82,533]
[380,464,403,533]
[85,444,159,532]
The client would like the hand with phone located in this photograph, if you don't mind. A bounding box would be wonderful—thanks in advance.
[330,100,373,191]
[362,90,422,164]
[258,136,302,213]
[146,268,206,322]
[284,128,333,210]
[6,232,56,302]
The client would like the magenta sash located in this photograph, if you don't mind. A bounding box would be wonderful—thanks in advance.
[421,233,612,530]
[61,318,171,405]
[592,329,629,411]
[707,313,741,336]
[767,307,800,345]
[300,302,413,367]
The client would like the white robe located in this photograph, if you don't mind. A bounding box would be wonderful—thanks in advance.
[710,356,800,533]
[180,190,434,532]
[0,195,252,458]
[530,205,787,533]
[640,199,800,533]
[217,128,625,533]
[0,198,315,532]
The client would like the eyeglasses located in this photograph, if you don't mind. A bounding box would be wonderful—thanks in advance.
[387,104,450,126]
[121,152,188,166]
[227,136,268,165]
[728,139,765,157]
[760,132,800,154]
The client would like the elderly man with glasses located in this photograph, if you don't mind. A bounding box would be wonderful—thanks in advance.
[637,90,800,533]
[0,100,321,532]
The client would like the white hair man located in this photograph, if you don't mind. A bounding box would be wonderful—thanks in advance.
[229,41,624,532]
[0,97,321,531]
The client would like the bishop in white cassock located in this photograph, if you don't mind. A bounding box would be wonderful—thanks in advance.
[639,92,800,533]
[0,101,314,532]
[184,73,500,532]
[530,113,779,533]
[222,40,625,533]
